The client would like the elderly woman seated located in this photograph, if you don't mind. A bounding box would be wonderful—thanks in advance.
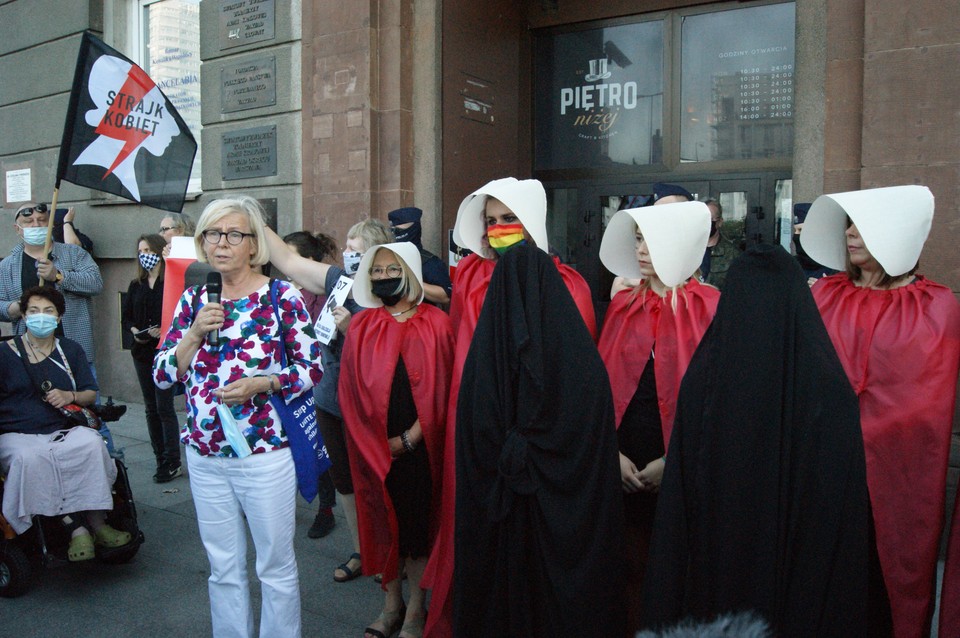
[0,286,130,561]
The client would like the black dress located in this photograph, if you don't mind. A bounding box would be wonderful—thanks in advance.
[640,245,870,636]
[454,245,625,638]
[619,355,664,526]
[619,356,664,635]
[384,356,432,559]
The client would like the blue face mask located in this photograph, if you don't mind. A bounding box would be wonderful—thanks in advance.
[25,313,58,338]
[21,227,47,246]
[216,403,252,458]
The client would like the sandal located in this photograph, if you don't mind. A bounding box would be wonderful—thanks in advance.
[364,604,406,638]
[334,552,361,583]
[94,524,132,549]
[68,533,95,562]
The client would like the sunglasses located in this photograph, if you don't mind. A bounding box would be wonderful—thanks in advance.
[16,203,48,218]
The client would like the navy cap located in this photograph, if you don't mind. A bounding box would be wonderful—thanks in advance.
[388,207,423,226]
[793,203,811,224]
[652,183,693,203]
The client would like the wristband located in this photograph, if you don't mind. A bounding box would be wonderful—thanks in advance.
[401,430,416,454]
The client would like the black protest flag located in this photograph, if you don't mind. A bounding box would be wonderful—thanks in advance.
[56,32,197,213]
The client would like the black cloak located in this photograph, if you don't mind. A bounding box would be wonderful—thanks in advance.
[639,244,869,636]
[454,245,625,637]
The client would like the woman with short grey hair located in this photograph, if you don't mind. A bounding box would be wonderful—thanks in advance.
[154,195,322,638]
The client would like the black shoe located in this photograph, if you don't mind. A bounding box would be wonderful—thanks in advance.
[307,509,335,539]
[154,463,183,484]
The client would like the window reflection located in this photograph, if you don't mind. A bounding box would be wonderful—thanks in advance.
[141,0,202,191]
[680,3,796,163]
[718,191,748,248]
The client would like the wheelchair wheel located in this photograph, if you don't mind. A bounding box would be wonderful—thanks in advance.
[0,541,31,597]
[98,460,144,565]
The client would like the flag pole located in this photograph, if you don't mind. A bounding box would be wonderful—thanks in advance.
[38,185,61,287]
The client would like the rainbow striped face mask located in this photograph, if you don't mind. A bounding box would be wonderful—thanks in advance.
[487,223,527,255]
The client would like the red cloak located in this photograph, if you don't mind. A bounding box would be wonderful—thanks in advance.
[813,274,960,638]
[597,280,719,444]
[448,253,495,340]
[423,251,597,638]
[339,303,454,586]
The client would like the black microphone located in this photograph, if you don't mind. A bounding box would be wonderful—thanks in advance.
[206,272,222,346]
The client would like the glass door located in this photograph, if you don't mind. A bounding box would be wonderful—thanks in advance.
[546,174,788,322]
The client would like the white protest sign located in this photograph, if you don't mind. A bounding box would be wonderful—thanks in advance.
[314,275,353,345]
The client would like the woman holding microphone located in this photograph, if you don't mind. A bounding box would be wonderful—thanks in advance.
[154,195,322,638]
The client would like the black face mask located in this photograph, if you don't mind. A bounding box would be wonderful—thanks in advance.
[371,277,405,306]
[392,222,422,248]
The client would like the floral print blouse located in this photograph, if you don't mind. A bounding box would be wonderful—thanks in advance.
[153,279,323,457]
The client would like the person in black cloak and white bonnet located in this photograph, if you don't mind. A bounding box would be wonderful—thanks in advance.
[639,244,870,637]
[454,244,625,638]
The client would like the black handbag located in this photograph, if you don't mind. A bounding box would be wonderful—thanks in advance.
[13,336,102,430]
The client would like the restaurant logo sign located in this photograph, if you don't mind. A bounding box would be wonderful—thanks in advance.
[558,56,640,140]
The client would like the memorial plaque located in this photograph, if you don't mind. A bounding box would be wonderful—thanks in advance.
[219,0,275,50]
[222,126,277,180]
[221,56,277,113]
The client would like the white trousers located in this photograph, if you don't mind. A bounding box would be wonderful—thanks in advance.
[187,447,301,638]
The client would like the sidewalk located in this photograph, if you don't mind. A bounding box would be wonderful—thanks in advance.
[0,401,382,637]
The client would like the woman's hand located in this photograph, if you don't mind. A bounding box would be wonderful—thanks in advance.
[332,306,352,335]
[219,375,273,406]
[44,388,76,409]
[637,457,665,493]
[388,435,405,458]
[162,243,172,258]
[388,421,423,458]
[174,299,225,378]
[619,452,644,493]
[147,326,161,339]
[189,302,225,340]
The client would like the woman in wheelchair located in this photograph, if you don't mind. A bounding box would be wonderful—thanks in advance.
[0,286,130,561]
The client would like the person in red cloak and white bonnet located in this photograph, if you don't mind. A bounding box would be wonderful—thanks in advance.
[422,177,597,638]
[596,200,719,634]
[800,185,960,638]
[338,242,454,638]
